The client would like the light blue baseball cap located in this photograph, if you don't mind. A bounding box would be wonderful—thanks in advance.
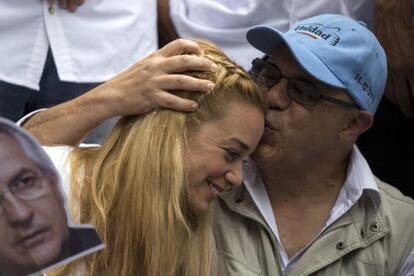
[246,14,387,113]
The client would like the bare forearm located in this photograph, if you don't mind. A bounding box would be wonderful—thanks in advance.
[22,39,216,146]
[23,88,113,146]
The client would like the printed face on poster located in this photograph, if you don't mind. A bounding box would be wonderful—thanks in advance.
[0,118,104,276]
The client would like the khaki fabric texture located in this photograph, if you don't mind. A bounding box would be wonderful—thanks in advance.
[213,179,414,276]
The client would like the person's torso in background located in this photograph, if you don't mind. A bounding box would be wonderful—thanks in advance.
[0,0,158,90]
[170,0,374,69]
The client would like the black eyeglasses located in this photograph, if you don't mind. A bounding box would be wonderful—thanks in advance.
[250,57,360,109]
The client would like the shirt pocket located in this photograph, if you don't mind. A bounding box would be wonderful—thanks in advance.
[217,250,263,276]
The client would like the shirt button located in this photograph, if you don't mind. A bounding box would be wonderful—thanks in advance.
[48,5,55,15]
[336,241,345,250]
[369,222,380,232]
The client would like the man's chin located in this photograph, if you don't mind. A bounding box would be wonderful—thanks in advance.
[0,251,56,276]
[24,240,65,271]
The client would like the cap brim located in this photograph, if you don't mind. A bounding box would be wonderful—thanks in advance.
[247,26,345,89]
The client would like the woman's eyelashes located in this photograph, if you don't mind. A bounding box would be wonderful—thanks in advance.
[223,148,241,162]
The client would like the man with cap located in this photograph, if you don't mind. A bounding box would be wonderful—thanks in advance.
[213,14,414,275]
[18,15,414,276]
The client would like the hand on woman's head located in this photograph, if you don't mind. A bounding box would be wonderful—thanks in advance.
[94,39,218,118]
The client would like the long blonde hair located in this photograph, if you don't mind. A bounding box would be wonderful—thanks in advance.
[57,41,266,275]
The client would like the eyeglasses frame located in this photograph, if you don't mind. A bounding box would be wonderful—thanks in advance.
[250,57,360,109]
[0,172,50,216]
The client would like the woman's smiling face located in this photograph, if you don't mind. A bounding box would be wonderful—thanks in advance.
[185,101,264,213]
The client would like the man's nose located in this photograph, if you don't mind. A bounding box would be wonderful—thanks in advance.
[267,79,291,110]
[3,193,33,226]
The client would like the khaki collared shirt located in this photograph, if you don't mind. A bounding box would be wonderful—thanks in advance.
[213,179,414,275]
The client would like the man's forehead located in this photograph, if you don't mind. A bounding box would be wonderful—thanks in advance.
[0,133,28,160]
[0,134,38,185]
[269,45,294,63]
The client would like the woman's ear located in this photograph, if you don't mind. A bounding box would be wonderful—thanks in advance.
[340,111,373,142]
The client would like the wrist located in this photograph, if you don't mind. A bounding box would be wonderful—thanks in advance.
[76,86,116,124]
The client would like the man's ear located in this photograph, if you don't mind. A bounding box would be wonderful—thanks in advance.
[340,111,373,142]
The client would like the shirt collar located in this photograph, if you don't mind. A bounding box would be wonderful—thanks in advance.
[243,159,278,233]
[242,146,382,271]
[333,145,381,212]
[243,146,382,231]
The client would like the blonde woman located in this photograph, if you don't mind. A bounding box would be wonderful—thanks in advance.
[43,40,266,275]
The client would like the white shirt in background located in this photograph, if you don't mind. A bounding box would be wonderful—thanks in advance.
[0,0,157,90]
[170,0,374,69]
